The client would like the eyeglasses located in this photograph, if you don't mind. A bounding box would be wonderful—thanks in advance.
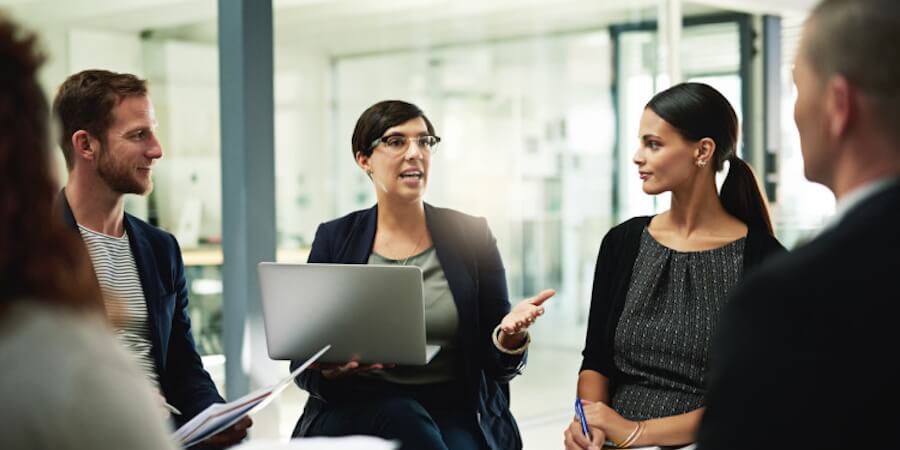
[369,134,441,154]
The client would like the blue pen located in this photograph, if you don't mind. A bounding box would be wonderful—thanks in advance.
[575,397,591,439]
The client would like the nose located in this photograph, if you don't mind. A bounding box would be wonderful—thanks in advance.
[632,147,645,166]
[403,140,424,160]
[147,134,163,160]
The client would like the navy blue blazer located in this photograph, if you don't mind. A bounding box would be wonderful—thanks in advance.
[59,191,223,421]
[291,203,525,450]
[697,181,900,449]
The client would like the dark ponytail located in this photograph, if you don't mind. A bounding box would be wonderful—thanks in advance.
[720,156,773,235]
[646,82,774,235]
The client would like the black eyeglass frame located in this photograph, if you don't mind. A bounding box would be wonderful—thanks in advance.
[368,134,442,153]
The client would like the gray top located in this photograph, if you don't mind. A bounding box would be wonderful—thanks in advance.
[0,302,177,450]
[611,227,745,420]
[361,246,459,384]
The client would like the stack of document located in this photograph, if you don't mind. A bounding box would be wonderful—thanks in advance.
[173,345,331,448]
[234,436,399,450]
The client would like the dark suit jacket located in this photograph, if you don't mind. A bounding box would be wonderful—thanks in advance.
[697,181,900,449]
[291,203,525,450]
[59,191,223,421]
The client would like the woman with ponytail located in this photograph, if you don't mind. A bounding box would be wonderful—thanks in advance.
[564,82,784,450]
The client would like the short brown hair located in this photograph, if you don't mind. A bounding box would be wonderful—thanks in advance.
[806,0,900,129]
[351,100,435,159]
[51,69,147,169]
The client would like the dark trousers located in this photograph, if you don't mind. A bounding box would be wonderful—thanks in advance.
[303,380,487,450]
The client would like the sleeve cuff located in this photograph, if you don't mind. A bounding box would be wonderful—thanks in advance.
[492,324,530,355]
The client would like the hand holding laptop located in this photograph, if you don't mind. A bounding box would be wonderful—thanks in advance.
[312,360,396,380]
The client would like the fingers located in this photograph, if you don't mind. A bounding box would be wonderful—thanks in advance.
[500,298,550,334]
[570,420,593,449]
[321,361,389,379]
[205,422,249,446]
[501,315,537,334]
[236,416,253,430]
[321,361,359,379]
[564,421,589,450]
[590,427,606,450]
[528,288,556,306]
[564,428,578,450]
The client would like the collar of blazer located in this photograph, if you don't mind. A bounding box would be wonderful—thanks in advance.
[58,188,167,371]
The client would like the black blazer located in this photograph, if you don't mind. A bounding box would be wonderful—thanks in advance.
[697,181,900,449]
[291,203,525,450]
[580,216,786,389]
[59,191,223,421]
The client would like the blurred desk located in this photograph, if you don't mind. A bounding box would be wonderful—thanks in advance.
[180,246,310,356]
[183,247,311,267]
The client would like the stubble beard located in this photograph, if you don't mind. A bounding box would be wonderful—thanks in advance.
[97,145,152,196]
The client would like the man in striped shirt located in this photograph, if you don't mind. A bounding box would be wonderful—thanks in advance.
[53,69,251,448]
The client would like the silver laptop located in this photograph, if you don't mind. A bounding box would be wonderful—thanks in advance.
[258,262,440,365]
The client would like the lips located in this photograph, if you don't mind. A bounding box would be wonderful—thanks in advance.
[639,171,651,180]
[399,169,423,179]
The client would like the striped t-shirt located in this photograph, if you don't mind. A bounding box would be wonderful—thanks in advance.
[78,225,159,388]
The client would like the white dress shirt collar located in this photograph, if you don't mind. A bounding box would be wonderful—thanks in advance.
[825,176,900,230]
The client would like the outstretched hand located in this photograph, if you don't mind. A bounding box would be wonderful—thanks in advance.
[499,289,555,335]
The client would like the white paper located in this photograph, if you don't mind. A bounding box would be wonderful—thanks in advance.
[233,436,399,450]
[173,345,331,448]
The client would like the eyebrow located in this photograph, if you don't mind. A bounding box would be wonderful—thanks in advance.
[383,131,429,137]
[121,124,155,135]
[640,134,661,140]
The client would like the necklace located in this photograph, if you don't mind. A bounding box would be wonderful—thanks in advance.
[385,230,427,266]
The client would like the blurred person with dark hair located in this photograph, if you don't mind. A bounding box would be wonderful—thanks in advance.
[291,100,555,450]
[697,1,900,448]
[565,83,784,450]
[0,16,177,450]
[52,69,250,447]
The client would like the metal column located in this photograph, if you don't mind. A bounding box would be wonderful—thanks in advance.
[218,0,276,399]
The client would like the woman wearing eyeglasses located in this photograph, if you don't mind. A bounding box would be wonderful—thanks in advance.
[290,100,554,450]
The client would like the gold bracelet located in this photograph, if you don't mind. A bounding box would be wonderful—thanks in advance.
[616,421,643,448]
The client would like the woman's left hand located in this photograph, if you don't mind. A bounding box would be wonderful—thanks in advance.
[499,289,555,335]
[580,399,639,446]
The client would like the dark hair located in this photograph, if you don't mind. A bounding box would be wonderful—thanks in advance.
[807,0,900,134]
[52,69,147,170]
[351,100,435,159]
[0,17,103,312]
[646,82,774,235]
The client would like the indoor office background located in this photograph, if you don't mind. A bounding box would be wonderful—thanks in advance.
[6,0,828,447]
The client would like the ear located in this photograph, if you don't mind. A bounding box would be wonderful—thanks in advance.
[71,130,101,163]
[824,75,853,140]
[355,151,371,176]
[695,137,717,165]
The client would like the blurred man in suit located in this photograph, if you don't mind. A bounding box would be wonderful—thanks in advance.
[53,70,251,448]
[697,1,900,448]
